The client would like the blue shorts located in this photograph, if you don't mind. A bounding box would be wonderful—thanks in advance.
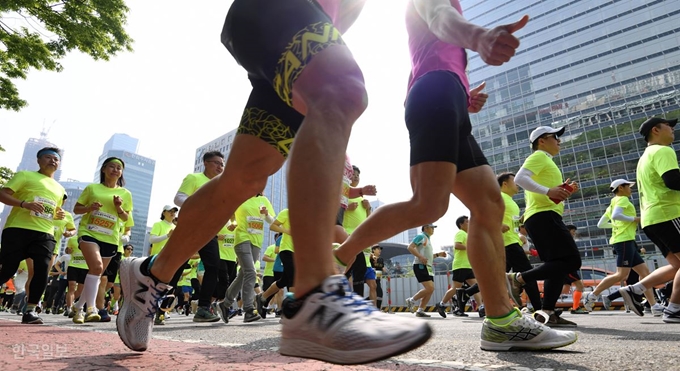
[613,240,644,268]
[180,286,193,295]
[364,267,376,281]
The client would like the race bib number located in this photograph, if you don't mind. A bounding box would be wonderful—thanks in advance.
[512,215,521,233]
[246,216,264,235]
[224,235,235,248]
[86,210,117,236]
[31,196,56,220]
[72,253,85,262]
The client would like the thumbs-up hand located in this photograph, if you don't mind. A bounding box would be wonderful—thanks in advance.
[476,15,529,66]
[468,82,488,113]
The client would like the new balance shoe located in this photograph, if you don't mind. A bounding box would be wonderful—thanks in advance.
[582,292,597,312]
[480,308,577,351]
[506,273,523,307]
[21,311,43,324]
[193,306,220,322]
[435,302,447,318]
[116,257,171,352]
[651,303,665,317]
[662,307,680,323]
[415,311,431,318]
[405,298,417,313]
[279,275,432,365]
[619,286,644,317]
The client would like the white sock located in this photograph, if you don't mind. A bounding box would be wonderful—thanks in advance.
[440,301,445,307]
[667,303,680,313]
[114,302,119,311]
[81,274,101,311]
[631,282,647,295]
[417,307,423,313]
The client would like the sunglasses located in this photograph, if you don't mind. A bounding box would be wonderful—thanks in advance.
[206,160,224,166]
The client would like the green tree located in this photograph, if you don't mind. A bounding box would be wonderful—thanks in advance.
[0,1,132,111]
[0,144,14,186]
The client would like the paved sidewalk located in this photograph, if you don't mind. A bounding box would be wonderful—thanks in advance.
[1,319,449,371]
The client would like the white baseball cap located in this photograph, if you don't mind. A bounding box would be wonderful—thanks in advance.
[163,205,179,212]
[529,126,566,143]
[610,179,635,192]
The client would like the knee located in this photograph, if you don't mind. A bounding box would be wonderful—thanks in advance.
[89,264,104,276]
[409,195,450,226]
[469,193,504,223]
[306,76,368,126]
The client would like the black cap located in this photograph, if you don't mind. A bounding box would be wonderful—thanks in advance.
[639,117,678,140]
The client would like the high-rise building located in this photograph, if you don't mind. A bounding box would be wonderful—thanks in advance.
[96,135,155,257]
[0,130,63,230]
[464,1,680,257]
[195,129,288,250]
[103,133,139,154]
[56,180,90,255]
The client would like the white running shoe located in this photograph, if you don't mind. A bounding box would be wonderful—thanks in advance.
[279,275,432,365]
[480,308,577,351]
[582,292,597,312]
[405,298,417,313]
[651,303,665,317]
[116,257,171,352]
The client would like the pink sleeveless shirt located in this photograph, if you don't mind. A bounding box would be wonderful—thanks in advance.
[316,0,340,23]
[405,0,470,97]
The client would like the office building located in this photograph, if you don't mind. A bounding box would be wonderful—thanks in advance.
[464,0,680,256]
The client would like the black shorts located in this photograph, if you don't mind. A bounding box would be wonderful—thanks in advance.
[67,266,88,284]
[452,268,475,283]
[263,275,276,292]
[525,211,581,262]
[104,252,122,282]
[80,236,118,258]
[222,0,344,157]
[404,70,488,169]
[0,228,55,281]
[613,240,645,268]
[336,207,345,226]
[643,218,680,256]
[564,271,581,285]
[413,264,433,283]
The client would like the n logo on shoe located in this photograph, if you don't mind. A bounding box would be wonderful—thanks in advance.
[310,305,343,329]
[134,282,148,305]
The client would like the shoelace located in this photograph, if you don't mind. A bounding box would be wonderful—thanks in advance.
[145,285,169,318]
[321,284,377,315]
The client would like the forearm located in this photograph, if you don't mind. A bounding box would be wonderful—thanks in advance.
[264,214,275,224]
[515,168,549,194]
[414,0,484,50]
[148,235,168,244]
[0,190,22,207]
[73,203,90,215]
[611,207,635,222]
[597,214,613,229]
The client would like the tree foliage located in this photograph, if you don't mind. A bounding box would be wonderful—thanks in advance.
[0,144,14,186]
[0,0,133,111]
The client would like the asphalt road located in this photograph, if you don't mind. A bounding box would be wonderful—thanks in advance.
[2,308,678,371]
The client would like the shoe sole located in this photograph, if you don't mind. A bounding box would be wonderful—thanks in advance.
[116,259,149,352]
[193,316,221,323]
[22,319,44,324]
[619,288,644,317]
[217,303,230,324]
[279,324,433,365]
[505,274,522,307]
[481,333,578,351]
[244,315,261,323]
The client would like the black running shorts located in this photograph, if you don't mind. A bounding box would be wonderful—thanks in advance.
[404,70,489,169]
[221,0,346,158]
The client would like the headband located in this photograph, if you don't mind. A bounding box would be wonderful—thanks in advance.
[37,150,60,160]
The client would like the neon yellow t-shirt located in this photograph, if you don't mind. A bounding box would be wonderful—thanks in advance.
[501,193,522,247]
[343,196,369,234]
[76,183,133,246]
[3,171,65,234]
[218,225,237,261]
[177,263,193,287]
[178,172,210,197]
[68,236,88,270]
[188,258,200,280]
[234,195,274,247]
[150,220,174,256]
[53,211,76,254]
[275,209,293,253]
[637,145,680,228]
[605,196,638,244]
[522,151,564,221]
[18,259,28,272]
[452,230,471,270]
[263,244,276,277]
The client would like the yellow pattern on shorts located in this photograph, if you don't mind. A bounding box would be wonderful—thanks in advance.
[237,107,295,157]
[273,22,345,107]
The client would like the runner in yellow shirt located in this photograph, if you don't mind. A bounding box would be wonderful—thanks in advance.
[72,157,133,324]
[619,117,680,322]
[0,147,66,324]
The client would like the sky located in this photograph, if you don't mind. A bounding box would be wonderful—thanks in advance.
[0,0,470,249]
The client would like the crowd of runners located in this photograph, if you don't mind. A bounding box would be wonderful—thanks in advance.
[2,0,680,366]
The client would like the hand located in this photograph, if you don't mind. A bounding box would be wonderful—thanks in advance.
[640,247,646,255]
[227,224,236,231]
[547,186,571,201]
[260,206,268,215]
[63,230,76,238]
[22,201,44,214]
[217,234,226,241]
[567,180,579,192]
[362,185,377,196]
[501,224,510,233]
[120,234,130,244]
[468,82,488,113]
[90,202,103,212]
[476,15,529,66]
[347,202,358,211]
[54,207,66,220]
[420,257,428,265]
[168,228,174,237]
[634,217,641,223]
[361,199,371,209]
[113,195,123,207]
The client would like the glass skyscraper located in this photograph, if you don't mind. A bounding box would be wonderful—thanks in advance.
[464,0,680,257]
[103,133,139,154]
